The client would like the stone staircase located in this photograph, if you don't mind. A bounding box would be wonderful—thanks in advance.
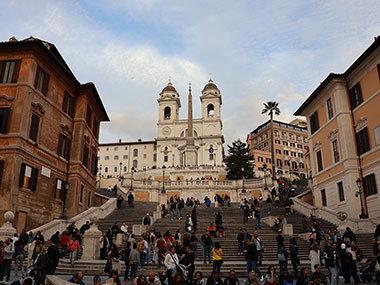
[54,199,375,279]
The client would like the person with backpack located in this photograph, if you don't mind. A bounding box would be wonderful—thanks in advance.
[278,244,288,275]
[156,233,166,266]
[164,246,180,283]
[137,237,148,269]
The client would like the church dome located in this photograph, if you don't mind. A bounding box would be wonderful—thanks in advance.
[202,79,220,93]
[160,82,178,95]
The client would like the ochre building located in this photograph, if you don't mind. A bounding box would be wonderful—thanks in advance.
[295,36,380,220]
[0,37,109,231]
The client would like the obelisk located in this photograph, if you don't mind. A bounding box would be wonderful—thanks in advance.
[183,83,198,166]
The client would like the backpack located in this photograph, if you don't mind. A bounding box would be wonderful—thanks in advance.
[278,252,286,262]
[137,241,145,253]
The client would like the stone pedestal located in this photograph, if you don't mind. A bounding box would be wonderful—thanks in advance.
[115,233,123,247]
[282,224,293,236]
[0,211,16,242]
[81,214,102,260]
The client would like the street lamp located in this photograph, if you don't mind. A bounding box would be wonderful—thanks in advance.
[61,181,70,220]
[355,178,368,219]
[241,166,246,193]
[119,162,122,181]
[161,165,166,193]
[129,167,135,191]
[98,164,102,187]
[263,163,268,190]
[172,154,175,167]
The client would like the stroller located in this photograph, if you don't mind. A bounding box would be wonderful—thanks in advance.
[359,257,375,282]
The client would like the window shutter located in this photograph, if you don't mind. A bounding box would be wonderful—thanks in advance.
[86,105,92,128]
[54,177,58,198]
[11,60,21,83]
[57,133,63,156]
[19,163,26,187]
[66,138,71,160]
[30,167,39,191]
[63,92,69,113]
[0,61,4,82]
[1,108,10,134]
[0,160,4,186]
[34,66,41,89]
[42,73,49,96]
[29,114,40,142]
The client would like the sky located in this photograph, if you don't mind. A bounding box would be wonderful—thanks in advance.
[2,0,380,146]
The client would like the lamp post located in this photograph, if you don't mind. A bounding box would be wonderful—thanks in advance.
[241,166,246,193]
[263,163,268,190]
[129,167,135,191]
[161,165,166,193]
[61,181,70,220]
[172,154,175,167]
[119,162,122,181]
[355,178,368,219]
[99,164,102,188]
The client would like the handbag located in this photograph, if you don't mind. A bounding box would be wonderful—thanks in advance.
[375,260,380,272]
[170,254,188,280]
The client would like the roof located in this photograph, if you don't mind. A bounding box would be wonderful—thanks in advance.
[0,36,109,121]
[160,82,178,95]
[202,79,220,93]
[249,119,307,136]
[294,35,380,115]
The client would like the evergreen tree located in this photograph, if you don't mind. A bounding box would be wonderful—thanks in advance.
[225,139,255,180]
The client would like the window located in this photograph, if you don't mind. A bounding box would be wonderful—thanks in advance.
[62,91,74,117]
[133,160,138,168]
[377,63,380,81]
[291,151,296,157]
[164,155,168,162]
[91,151,97,175]
[123,155,128,159]
[277,159,282,167]
[275,140,280,145]
[29,113,40,142]
[19,163,38,191]
[257,156,263,162]
[164,106,171,119]
[296,136,301,142]
[207,104,215,117]
[349,82,363,110]
[310,111,319,134]
[298,153,304,158]
[143,154,147,159]
[86,105,92,128]
[316,150,323,172]
[123,166,127,172]
[327,98,334,119]
[153,154,157,162]
[332,139,340,163]
[106,148,109,151]
[105,156,109,160]
[80,184,84,203]
[0,160,4,187]
[289,134,294,140]
[337,182,345,202]
[57,133,71,160]
[284,150,289,155]
[292,161,297,169]
[82,145,89,168]
[321,189,327,207]
[0,60,21,83]
[274,131,279,137]
[363,173,377,197]
[133,149,138,157]
[93,118,99,137]
[283,141,288,146]
[284,160,290,166]
[34,65,49,96]
[0,108,10,134]
[114,166,117,172]
[88,191,91,207]
[54,178,64,200]
[154,144,157,151]
[282,133,287,139]
[290,143,295,147]
[114,155,119,160]
[209,153,214,160]
[266,158,271,163]
[299,162,304,169]
[303,137,308,143]
[356,127,370,155]
[114,147,118,151]
[297,144,303,149]
[105,167,108,173]
[276,149,281,154]
[125,146,128,150]
[264,142,268,147]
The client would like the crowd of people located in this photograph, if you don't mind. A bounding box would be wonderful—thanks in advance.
[2,182,380,285]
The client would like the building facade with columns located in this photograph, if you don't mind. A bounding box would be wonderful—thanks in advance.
[295,36,380,221]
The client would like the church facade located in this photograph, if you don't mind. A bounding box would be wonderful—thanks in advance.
[97,80,225,179]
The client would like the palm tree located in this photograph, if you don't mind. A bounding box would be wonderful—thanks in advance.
[262,101,280,182]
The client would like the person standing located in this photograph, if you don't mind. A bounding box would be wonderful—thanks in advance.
[245,239,262,280]
[68,236,81,267]
[2,238,14,282]
[243,202,250,223]
[164,246,179,283]
[122,242,132,281]
[181,246,195,281]
[278,244,288,275]
[237,229,245,255]
[178,199,184,220]
[212,242,223,273]
[289,240,299,279]
[31,245,48,285]
[47,241,61,275]
[325,241,340,285]
[266,195,272,214]
[143,213,151,226]
[14,240,25,277]
[252,231,264,266]
[129,243,140,281]
[254,208,261,230]
[201,231,213,264]
[117,195,124,209]
[309,242,320,273]
[127,192,134,207]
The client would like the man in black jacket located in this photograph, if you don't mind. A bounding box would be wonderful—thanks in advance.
[245,239,262,279]
[47,241,61,274]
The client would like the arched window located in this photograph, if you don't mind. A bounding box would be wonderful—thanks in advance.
[164,106,171,119]
[207,104,215,117]
[133,149,138,157]
[133,160,138,168]
[105,167,108,172]
[292,161,298,169]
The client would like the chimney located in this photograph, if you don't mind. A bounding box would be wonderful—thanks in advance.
[119,138,122,143]
[138,139,142,142]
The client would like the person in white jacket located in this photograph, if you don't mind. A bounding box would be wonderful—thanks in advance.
[309,242,320,273]
[164,246,179,282]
